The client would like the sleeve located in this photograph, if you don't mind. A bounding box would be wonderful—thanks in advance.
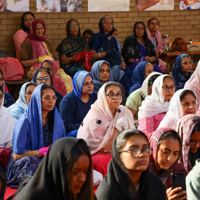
[146,39,159,65]
[59,94,80,133]
[126,90,141,111]
[20,38,33,61]
[138,116,154,138]
[122,36,135,62]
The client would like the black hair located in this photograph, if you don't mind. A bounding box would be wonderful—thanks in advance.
[191,122,200,135]
[148,74,160,86]
[25,82,37,93]
[41,84,55,133]
[147,18,160,26]
[66,19,81,38]
[180,89,196,102]
[163,75,175,83]
[65,140,94,200]
[35,68,53,86]
[158,130,182,148]
[21,12,35,34]
[104,81,125,97]
[0,86,3,94]
[116,129,149,153]
[82,29,94,37]
[0,68,3,79]
[41,60,53,68]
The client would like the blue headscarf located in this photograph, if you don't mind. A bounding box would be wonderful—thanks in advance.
[129,61,149,94]
[13,84,66,154]
[172,54,193,91]
[72,71,94,99]
[88,15,115,51]
[90,60,113,95]
[8,82,37,122]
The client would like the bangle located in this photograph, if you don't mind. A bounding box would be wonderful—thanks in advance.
[99,52,101,58]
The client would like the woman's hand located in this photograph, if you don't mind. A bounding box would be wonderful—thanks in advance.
[121,62,126,69]
[166,187,187,200]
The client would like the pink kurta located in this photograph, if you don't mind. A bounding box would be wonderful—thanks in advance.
[13,29,28,60]
[138,113,166,139]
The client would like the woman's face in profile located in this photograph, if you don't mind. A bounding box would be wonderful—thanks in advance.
[23,13,34,30]
[120,135,150,172]
[71,154,90,195]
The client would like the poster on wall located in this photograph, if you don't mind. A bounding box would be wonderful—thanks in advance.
[36,0,81,12]
[88,0,129,12]
[135,0,174,11]
[0,0,29,12]
[180,0,200,9]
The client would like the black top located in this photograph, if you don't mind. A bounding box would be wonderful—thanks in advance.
[96,135,166,200]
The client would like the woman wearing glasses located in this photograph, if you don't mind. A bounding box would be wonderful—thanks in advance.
[7,84,65,186]
[96,129,166,200]
[77,81,135,176]
[59,71,96,134]
[56,19,99,78]
[175,115,200,173]
[149,128,187,200]
[89,16,125,82]
[138,74,175,138]
[33,68,63,111]
[158,89,196,129]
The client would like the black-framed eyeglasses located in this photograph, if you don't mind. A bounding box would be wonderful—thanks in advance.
[121,147,152,157]
[36,76,50,82]
[106,93,122,99]
[162,85,175,92]
[190,140,200,146]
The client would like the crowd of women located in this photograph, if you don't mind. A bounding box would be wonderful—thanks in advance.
[0,11,200,200]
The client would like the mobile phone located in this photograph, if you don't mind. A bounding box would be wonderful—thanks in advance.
[171,172,186,191]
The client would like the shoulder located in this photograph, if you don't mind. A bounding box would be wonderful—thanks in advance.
[13,29,26,39]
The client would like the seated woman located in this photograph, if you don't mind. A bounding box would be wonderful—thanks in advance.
[90,60,113,95]
[172,53,193,91]
[59,71,97,134]
[0,68,15,108]
[33,68,63,110]
[128,61,154,95]
[159,89,196,129]
[8,82,37,122]
[185,61,200,105]
[122,21,162,95]
[77,81,135,176]
[175,114,200,173]
[126,72,161,121]
[89,15,125,82]
[15,137,94,200]
[56,19,97,78]
[146,18,167,72]
[138,75,175,138]
[40,58,67,97]
[7,84,65,186]
[149,128,187,200]
[96,129,166,200]
[0,86,15,171]
[13,12,35,60]
[20,19,57,80]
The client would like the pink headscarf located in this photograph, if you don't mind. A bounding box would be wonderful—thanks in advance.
[175,114,200,173]
[40,58,67,97]
[149,128,186,189]
[28,19,46,41]
[77,82,135,155]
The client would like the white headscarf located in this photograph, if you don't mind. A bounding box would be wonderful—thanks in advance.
[158,89,197,129]
[138,74,174,120]
[0,92,15,147]
[140,72,161,99]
